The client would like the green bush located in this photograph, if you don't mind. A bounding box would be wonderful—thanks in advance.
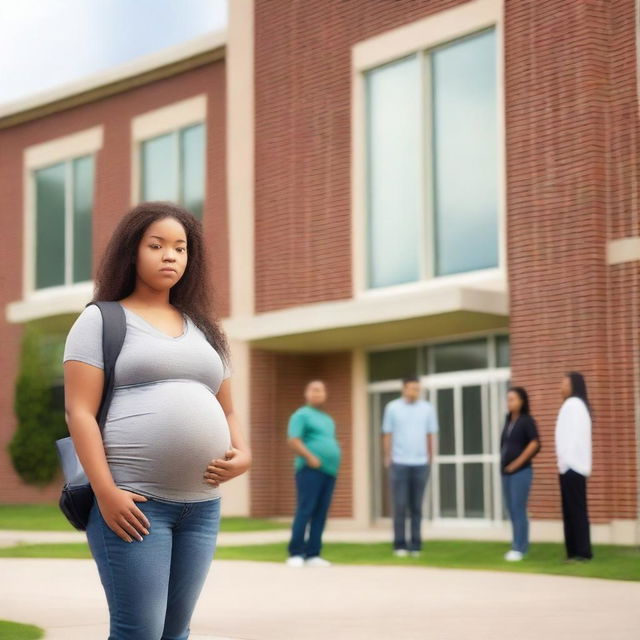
[0,619,44,639]
[8,324,67,486]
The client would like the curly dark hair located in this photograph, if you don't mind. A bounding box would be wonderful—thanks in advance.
[90,201,229,366]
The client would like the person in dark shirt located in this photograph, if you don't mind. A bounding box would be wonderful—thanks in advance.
[500,386,540,561]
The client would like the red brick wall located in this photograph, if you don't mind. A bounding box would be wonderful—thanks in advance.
[249,349,352,518]
[0,60,228,502]
[254,0,639,524]
[253,0,467,313]
[602,0,640,524]
[505,0,639,523]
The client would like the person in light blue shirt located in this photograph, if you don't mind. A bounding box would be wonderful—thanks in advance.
[382,376,438,556]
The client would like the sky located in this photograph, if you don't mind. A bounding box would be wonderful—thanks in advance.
[0,0,228,107]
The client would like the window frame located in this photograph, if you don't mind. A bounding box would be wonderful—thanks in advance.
[130,94,207,214]
[351,0,505,296]
[366,331,510,384]
[34,156,96,290]
[23,126,103,301]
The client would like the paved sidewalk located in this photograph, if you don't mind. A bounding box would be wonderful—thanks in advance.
[1,558,638,640]
[0,527,394,548]
[0,521,514,548]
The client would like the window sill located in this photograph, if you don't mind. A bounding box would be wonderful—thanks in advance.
[6,282,94,323]
[356,267,506,300]
[224,270,508,351]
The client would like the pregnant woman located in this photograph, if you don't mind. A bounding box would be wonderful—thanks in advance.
[62,202,251,639]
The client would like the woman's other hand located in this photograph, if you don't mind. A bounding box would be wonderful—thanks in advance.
[95,487,150,542]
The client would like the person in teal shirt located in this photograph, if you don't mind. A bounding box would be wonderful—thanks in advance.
[286,380,341,567]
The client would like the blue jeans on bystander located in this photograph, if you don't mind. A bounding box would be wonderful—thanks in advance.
[390,463,430,552]
[288,466,336,559]
[502,465,533,554]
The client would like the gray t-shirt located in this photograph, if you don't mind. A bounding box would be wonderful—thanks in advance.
[62,302,232,502]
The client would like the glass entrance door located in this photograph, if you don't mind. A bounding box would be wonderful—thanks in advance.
[369,390,397,520]
[430,373,508,521]
[369,371,510,523]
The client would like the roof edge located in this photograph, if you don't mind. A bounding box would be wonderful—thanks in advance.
[0,29,226,129]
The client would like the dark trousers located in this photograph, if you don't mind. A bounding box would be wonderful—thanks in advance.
[559,469,593,559]
[390,463,430,551]
[288,467,336,558]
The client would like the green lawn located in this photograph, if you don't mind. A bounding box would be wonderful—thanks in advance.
[219,517,288,532]
[0,543,91,559]
[214,540,640,582]
[0,504,287,533]
[1,539,638,582]
[0,620,44,640]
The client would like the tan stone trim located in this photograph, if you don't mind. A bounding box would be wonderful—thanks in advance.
[220,0,255,517]
[227,0,255,318]
[24,126,104,170]
[6,282,94,324]
[225,275,508,344]
[352,0,500,72]
[323,518,639,546]
[531,519,639,546]
[607,237,640,264]
[131,95,207,142]
[218,338,251,516]
[351,349,371,527]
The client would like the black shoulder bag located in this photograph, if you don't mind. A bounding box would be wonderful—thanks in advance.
[55,300,127,531]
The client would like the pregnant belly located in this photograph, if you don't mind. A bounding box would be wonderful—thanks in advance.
[103,380,231,499]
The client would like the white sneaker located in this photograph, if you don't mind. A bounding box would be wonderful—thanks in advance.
[409,550,421,558]
[305,556,331,567]
[504,550,524,562]
[286,555,305,568]
[393,549,409,557]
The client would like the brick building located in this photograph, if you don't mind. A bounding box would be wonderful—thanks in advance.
[1,0,638,544]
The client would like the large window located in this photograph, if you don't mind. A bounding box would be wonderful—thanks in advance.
[365,28,498,288]
[34,155,94,290]
[140,122,205,219]
[366,55,422,288]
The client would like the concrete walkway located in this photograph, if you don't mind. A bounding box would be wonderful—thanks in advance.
[1,558,638,640]
[0,520,515,548]
[0,527,394,548]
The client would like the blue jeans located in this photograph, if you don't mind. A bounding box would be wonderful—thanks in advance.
[86,495,221,639]
[390,463,430,551]
[502,465,533,554]
[288,467,336,558]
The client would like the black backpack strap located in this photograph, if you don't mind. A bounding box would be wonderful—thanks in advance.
[85,301,127,431]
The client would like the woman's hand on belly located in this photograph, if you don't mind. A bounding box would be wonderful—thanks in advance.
[204,447,251,486]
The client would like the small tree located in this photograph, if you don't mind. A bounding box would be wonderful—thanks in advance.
[8,324,67,486]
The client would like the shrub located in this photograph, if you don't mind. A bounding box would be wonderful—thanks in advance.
[8,324,67,486]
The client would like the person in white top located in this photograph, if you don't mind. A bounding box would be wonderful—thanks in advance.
[555,372,593,561]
